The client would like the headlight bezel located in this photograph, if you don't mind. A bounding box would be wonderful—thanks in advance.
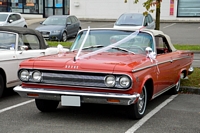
[104,75,116,87]
[19,70,30,81]
[32,70,42,82]
[119,76,131,88]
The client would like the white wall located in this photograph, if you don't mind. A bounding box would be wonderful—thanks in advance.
[70,0,200,21]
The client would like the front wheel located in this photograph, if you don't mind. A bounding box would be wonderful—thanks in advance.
[171,76,181,94]
[128,86,147,119]
[61,32,67,42]
[35,99,59,112]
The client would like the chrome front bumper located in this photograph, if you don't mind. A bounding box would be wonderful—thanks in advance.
[14,86,140,106]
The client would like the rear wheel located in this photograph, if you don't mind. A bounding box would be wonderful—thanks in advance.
[0,74,5,98]
[35,99,59,112]
[171,76,181,94]
[61,32,67,42]
[128,85,147,119]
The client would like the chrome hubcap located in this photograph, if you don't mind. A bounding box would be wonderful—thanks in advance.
[62,33,67,41]
[137,87,147,114]
[176,79,180,91]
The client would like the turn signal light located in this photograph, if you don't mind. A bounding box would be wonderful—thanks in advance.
[27,93,39,97]
[107,99,120,103]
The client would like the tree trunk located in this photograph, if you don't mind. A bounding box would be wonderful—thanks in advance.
[155,0,161,30]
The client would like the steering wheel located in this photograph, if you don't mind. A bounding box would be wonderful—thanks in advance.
[128,45,145,53]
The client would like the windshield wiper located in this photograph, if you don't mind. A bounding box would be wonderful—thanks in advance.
[82,45,104,50]
[112,47,135,54]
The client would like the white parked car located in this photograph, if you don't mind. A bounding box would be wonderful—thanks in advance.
[0,26,67,97]
[114,13,155,30]
[0,12,27,27]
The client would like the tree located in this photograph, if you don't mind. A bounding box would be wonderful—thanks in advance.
[125,0,162,30]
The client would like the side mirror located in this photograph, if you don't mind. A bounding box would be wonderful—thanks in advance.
[40,21,43,24]
[144,23,148,26]
[67,22,72,25]
[8,19,13,23]
[145,47,156,62]
[20,45,29,51]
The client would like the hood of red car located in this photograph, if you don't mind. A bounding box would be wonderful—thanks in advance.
[26,52,147,72]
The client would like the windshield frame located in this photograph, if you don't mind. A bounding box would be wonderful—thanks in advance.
[70,29,155,60]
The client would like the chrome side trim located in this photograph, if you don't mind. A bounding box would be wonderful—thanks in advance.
[14,86,140,106]
[132,56,192,73]
[152,84,175,99]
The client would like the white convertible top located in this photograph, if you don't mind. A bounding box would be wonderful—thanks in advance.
[142,29,177,52]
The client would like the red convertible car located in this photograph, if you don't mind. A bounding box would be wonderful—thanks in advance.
[14,28,193,119]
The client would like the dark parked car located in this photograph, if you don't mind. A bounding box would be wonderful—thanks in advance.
[35,15,81,41]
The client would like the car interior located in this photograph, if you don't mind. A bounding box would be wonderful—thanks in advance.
[155,35,172,54]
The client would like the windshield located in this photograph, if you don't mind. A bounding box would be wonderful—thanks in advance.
[115,13,143,26]
[42,17,66,25]
[0,32,16,50]
[70,29,154,59]
[0,14,8,22]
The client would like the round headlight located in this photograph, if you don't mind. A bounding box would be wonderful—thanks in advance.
[119,76,131,88]
[19,70,29,81]
[105,75,116,87]
[32,71,42,82]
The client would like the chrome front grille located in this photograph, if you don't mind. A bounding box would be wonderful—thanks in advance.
[42,72,106,88]
[40,31,50,35]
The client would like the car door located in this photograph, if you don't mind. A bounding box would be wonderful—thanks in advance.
[154,36,177,93]
[144,14,155,29]
[70,16,79,35]
[4,14,15,26]
[16,34,46,64]
[66,17,74,37]
[0,32,20,87]
[15,14,24,27]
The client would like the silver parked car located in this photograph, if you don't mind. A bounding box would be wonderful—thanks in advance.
[0,12,27,27]
[114,13,155,30]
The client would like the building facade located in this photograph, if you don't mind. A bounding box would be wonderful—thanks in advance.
[70,0,200,21]
[0,0,200,21]
[0,0,70,18]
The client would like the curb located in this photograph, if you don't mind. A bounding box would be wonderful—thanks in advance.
[180,86,200,94]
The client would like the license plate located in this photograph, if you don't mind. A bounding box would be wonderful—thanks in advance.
[42,34,49,37]
[61,95,80,106]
